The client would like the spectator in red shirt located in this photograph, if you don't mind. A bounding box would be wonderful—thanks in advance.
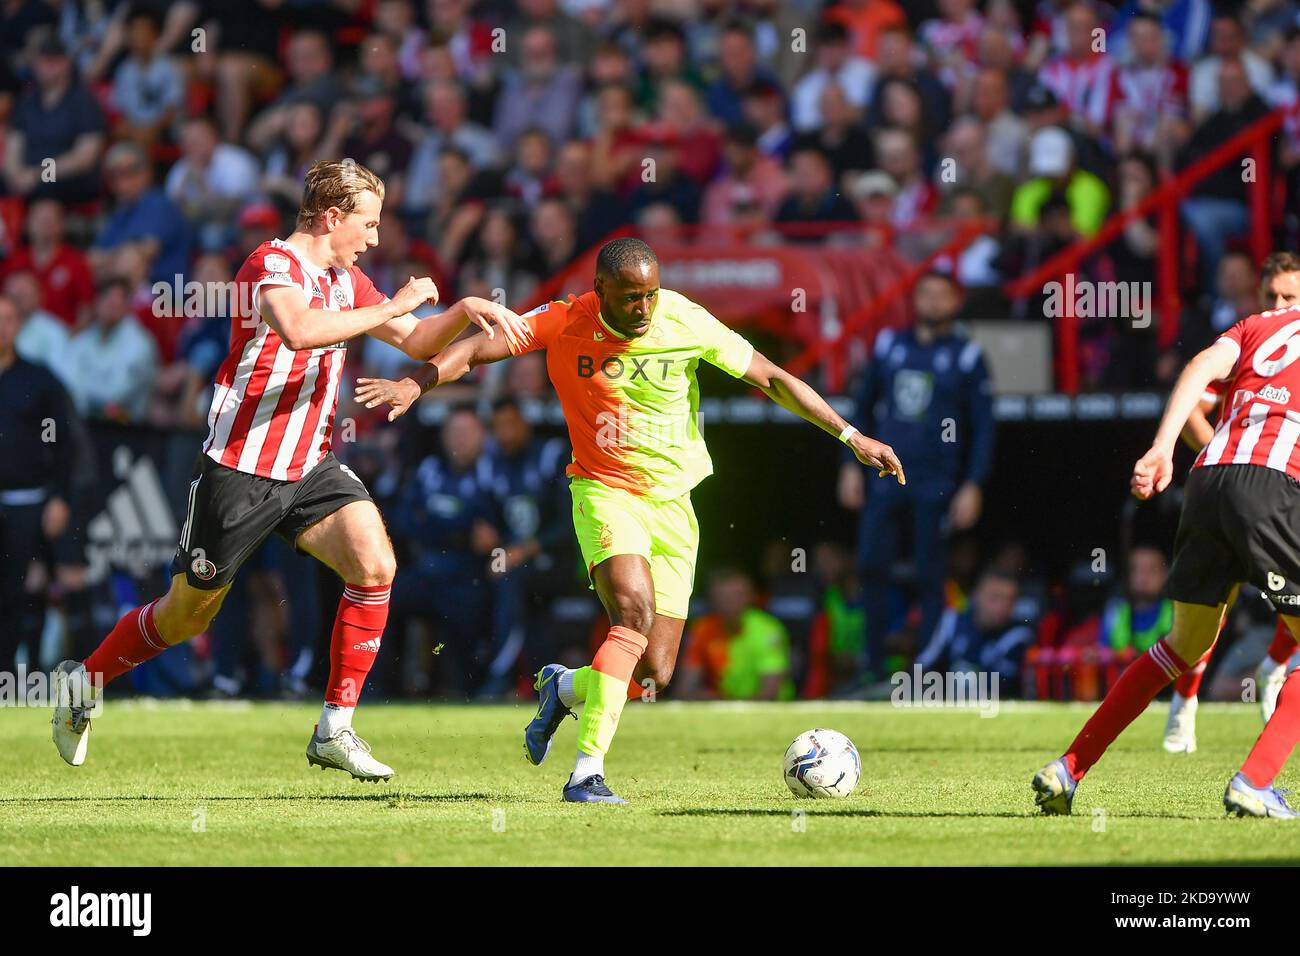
[1112,11,1189,162]
[875,127,939,228]
[826,0,908,61]
[1,199,94,328]
[701,122,787,228]
[1039,1,1118,139]
[649,80,723,185]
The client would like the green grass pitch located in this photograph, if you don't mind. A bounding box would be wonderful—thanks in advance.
[3,699,1300,865]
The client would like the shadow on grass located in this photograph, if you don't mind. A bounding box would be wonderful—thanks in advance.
[658,808,1206,820]
[0,792,496,804]
[659,808,1027,819]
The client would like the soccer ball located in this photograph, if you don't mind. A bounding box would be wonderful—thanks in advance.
[783,728,861,799]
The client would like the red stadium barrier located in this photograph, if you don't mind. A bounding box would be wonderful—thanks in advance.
[518,223,914,367]
[784,218,998,391]
[1003,106,1290,393]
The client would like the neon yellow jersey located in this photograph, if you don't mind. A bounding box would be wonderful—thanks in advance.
[508,288,755,500]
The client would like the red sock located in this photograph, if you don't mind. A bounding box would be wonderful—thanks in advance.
[1268,619,1298,664]
[325,584,390,706]
[83,601,169,689]
[1174,648,1212,698]
[1065,638,1187,779]
[1241,669,1300,788]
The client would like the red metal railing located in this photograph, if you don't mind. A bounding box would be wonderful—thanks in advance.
[784,107,1291,394]
[1001,108,1285,393]
[784,218,997,391]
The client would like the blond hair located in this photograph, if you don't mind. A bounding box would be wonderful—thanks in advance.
[296,159,386,229]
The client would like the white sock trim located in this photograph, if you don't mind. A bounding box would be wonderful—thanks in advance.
[319,703,354,739]
[571,750,604,785]
[557,668,578,709]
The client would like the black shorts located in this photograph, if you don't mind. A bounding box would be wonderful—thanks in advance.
[170,452,372,590]
[1167,464,1300,611]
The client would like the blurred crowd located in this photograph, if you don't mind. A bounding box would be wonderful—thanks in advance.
[2,0,1300,405]
[4,0,1300,701]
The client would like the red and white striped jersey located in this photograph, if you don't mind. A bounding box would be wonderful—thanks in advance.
[1114,62,1187,148]
[1040,53,1118,128]
[1196,307,1300,479]
[919,12,984,87]
[203,239,387,481]
[919,12,984,60]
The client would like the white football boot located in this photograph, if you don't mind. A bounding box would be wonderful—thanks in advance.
[51,660,95,766]
[1257,658,1288,724]
[305,726,394,782]
[1162,691,1198,753]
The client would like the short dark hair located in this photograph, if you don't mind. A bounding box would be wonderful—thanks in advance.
[445,403,481,422]
[708,566,752,590]
[948,187,987,213]
[916,269,962,293]
[491,395,523,417]
[816,20,849,44]
[1261,251,1300,287]
[645,17,685,44]
[1222,248,1257,271]
[596,237,658,278]
[126,4,162,31]
[96,275,132,297]
[976,566,1020,590]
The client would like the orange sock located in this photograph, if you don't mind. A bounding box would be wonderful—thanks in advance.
[592,625,646,682]
[576,626,648,758]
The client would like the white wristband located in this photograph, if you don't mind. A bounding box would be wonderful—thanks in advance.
[838,425,859,444]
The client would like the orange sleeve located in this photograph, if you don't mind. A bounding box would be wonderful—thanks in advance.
[508,300,566,356]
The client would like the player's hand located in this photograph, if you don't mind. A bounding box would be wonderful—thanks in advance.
[42,496,70,539]
[837,462,864,510]
[392,276,440,315]
[949,481,983,530]
[852,435,906,485]
[1131,446,1174,500]
[463,296,527,351]
[356,376,421,422]
[471,519,499,555]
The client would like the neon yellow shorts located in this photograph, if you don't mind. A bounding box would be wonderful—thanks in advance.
[569,477,699,620]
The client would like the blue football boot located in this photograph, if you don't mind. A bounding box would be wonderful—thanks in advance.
[523,664,573,766]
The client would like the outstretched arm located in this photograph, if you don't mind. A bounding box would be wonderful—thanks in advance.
[356,330,516,421]
[260,276,437,351]
[367,296,528,359]
[742,349,905,484]
[1132,338,1238,499]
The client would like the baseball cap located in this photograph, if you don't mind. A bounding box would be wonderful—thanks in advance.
[1028,126,1074,177]
[850,170,899,200]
